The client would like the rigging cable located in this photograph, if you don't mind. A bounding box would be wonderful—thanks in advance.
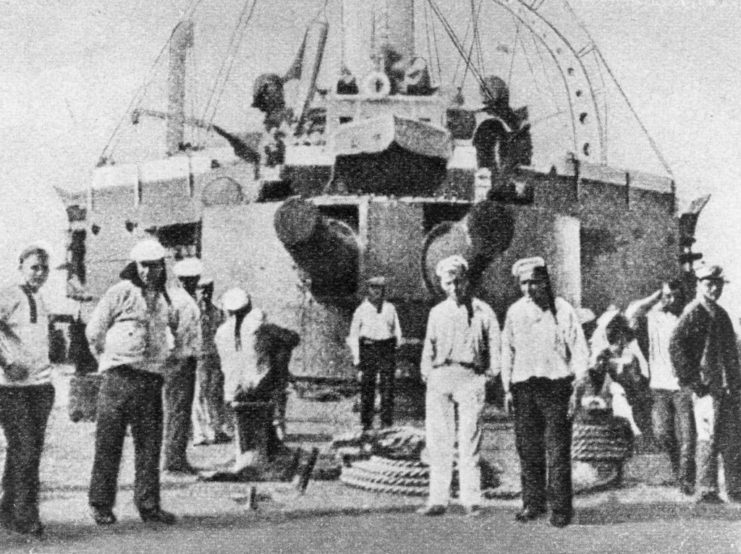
[471,0,486,77]
[507,20,520,86]
[100,0,205,163]
[562,0,674,178]
[450,17,472,85]
[527,27,562,115]
[426,0,489,99]
[200,0,258,129]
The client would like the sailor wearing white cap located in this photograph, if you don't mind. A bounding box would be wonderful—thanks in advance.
[87,238,177,525]
[162,258,203,474]
[347,276,403,431]
[670,263,741,504]
[417,255,500,517]
[214,288,270,469]
[502,256,588,528]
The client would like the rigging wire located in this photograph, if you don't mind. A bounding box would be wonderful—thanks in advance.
[101,0,205,162]
[507,20,520,86]
[471,0,485,77]
[426,0,489,98]
[562,0,674,178]
[527,29,562,115]
[450,17,472,85]
[200,0,258,128]
[428,2,443,84]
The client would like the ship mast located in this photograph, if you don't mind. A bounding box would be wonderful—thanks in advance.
[166,20,194,155]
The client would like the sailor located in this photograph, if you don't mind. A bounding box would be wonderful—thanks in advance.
[626,280,695,495]
[348,276,403,431]
[162,257,203,474]
[669,264,741,504]
[87,239,177,525]
[191,277,231,446]
[0,244,55,536]
[214,288,272,469]
[417,255,500,517]
[502,256,588,528]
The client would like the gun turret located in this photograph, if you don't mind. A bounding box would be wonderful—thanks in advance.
[274,198,359,297]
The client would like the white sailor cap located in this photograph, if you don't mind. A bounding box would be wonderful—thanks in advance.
[129,239,166,262]
[367,276,387,287]
[512,256,547,281]
[435,255,469,279]
[695,263,728,282]
[173,257,203,278]
[222,287,250,312]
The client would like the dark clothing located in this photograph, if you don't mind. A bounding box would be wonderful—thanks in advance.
[670,298,741,497]
[695,391,741,497]
[254,324,300,429]
[670,299,741,397]
[359,338,397,429]
[652,388,696,488]
[163,357,197,470]
[231,372,282,459]
[89,366,164,513]
[0,384,54,530]
[512,377,573,518]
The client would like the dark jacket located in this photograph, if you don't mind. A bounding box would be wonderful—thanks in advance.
[669,299,741,396]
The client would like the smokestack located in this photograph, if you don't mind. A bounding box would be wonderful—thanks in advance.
[167,20,194,155]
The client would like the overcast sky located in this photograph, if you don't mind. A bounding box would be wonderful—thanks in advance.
[2,0,741,310]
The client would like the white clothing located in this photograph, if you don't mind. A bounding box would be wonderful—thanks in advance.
[501,296,588,392]
[420,297,500,380]
[86,280,173,375]
[347,299,402,365]
[425,366,486,506]
[215,308,267,402]
[0,285,51,386]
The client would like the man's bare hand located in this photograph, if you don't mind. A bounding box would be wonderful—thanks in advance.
[504,391,514,415]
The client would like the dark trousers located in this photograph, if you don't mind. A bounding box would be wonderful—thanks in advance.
[694,391,741,498]
[359,339,396,429]
[513,377,573,517]
[232,372,281,458]
[0,384,54,529]
[652,388,695,488]
[163,357,196,470]
[89,366,164,512]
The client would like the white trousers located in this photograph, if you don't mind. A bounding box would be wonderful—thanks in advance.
[425,366,486,506]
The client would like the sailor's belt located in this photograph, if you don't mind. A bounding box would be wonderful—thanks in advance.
[435,360,483,372]
[359,338,396,346]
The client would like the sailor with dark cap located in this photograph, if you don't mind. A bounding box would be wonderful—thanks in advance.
[87,239,177,525]
[348,276,402,431]
[502,256,588,528]
[417,255,500,517]
[670,263,741,504]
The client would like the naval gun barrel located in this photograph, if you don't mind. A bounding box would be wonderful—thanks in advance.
[422,200,514,293]
[274,198,359,297]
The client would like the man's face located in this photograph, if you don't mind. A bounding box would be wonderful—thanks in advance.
[20,253,49,292]
[136,259,164,288]
[440,273,469,303]
[520,277,548,305]
[660,284,681,312]
[368,284,384,304]
[698,278,724,303]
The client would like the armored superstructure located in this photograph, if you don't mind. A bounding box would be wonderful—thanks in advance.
[72,0,707,380]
